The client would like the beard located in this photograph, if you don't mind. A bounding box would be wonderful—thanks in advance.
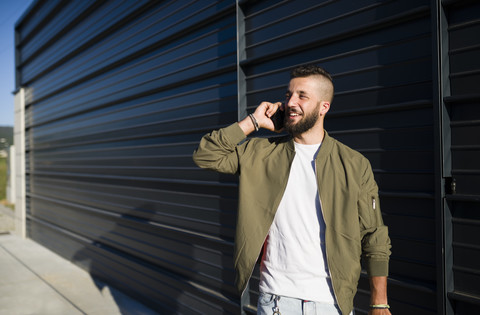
[284,103,320,136]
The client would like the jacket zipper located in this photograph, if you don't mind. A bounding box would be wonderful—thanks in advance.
[315,160,341,309]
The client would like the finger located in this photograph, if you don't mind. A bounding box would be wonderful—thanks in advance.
[263,102,275,118]
[266,102,282,117]
[254,102,271,118]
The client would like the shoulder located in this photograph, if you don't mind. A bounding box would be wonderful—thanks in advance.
[326,133,370,167]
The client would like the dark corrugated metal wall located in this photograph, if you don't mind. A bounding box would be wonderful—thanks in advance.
[17,0,240,313]
[239,0,436,314]
[443,0,480,313]
[14,0,480,314]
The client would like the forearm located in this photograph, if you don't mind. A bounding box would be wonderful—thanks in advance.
[370,276,388,304]
[368,276,391,315]
[193,101,282,171]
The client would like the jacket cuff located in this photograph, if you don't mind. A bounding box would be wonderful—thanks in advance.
[365,259,389,277]
[223,123,247,144]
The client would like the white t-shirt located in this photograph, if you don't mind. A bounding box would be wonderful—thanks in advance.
[259,141,336,304]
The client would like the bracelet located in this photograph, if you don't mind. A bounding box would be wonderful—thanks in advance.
[249,114,259,132]
[370,304,390,309]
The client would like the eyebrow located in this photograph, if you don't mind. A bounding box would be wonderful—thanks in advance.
[286,90,309,95]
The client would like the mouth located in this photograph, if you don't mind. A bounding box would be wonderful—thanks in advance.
[287,110,302,119]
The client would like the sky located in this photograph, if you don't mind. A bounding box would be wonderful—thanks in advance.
[0,0,34,127]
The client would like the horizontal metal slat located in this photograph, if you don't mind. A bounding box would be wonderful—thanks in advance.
[31,140,199,158]
[448,17,480,32]
[28,122,230,150]
[452,217,480,227]
[446,194,480,202]
[450,119,480,127]
[452,170,480,176]
[444,93,480,104]
[449,68,480,79]
[448,291,480,305]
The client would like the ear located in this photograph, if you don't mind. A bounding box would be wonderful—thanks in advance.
[320,101,330,116]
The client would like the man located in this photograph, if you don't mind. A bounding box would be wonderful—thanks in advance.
[193,65,392,315]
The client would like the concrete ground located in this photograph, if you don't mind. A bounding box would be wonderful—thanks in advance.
[0,202,14,234]
[0,204,159,315]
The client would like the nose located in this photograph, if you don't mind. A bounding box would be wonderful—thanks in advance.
[286,95,297,108]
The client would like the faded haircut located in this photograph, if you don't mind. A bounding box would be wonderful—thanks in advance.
[290,65,334,103]
[291,64,333,82]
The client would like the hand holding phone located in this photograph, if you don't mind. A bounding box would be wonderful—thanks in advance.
[270,107,285,131]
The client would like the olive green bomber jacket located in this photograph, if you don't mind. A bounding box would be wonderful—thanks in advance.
[193,123,391,315]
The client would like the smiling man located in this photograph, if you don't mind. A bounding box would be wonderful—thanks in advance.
[193,65,392,315]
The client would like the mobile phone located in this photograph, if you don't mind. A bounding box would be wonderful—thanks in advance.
[270,108,285,130]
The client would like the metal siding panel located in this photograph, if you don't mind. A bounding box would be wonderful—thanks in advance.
[15,0,64,45]
[239,0,436,313]
[29,194,236,292]
[17,0,240,314]
[243,0,430,64]
[21,0,149,83]
[445,0,480,312]
[28,218,235,314]
[23,0,235,98]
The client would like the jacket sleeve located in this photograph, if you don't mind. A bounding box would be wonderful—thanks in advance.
[358,158,392,277]
[192,123,247,174]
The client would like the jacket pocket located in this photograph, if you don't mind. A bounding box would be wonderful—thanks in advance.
[358,193,379,231]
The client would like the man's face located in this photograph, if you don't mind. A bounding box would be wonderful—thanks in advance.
[284,77,323,136]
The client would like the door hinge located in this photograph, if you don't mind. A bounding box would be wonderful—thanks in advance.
[445,177,456,195]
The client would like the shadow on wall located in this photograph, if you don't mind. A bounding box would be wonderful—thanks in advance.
[71,204,164,314]
[71,197,239,314]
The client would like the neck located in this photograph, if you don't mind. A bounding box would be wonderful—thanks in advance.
[293,127,325,145]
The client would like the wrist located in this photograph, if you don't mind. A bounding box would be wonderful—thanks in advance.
[370,297,388,304]
[370,304,390,310]
[369,276,388,305]
[238,116,256,136]
[368,304,390,314]
[248,113,260,131]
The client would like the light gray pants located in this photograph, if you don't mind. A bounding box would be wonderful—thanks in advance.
[257,293,354,315]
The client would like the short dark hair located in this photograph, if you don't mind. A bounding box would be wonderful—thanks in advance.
[290,65,334,103]
[290,64,333,83]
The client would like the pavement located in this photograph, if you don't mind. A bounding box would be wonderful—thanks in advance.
[0,203,159,315]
